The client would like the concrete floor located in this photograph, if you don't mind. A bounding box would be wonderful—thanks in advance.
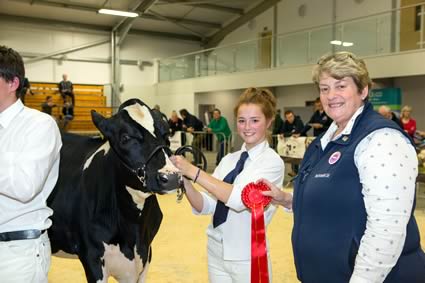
[48,185,425,283]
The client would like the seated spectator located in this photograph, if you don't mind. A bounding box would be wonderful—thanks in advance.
[58,74,75,105]
[279,110,304,137]
[400,105,416,138]
[41,96,56,115]
[378,105,403,129]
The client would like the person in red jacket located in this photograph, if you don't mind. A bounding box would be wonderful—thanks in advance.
[400,105,416,138]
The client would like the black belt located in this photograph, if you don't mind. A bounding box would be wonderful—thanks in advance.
[0,229,46,242]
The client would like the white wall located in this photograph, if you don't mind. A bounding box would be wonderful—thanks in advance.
[0,19,201,106]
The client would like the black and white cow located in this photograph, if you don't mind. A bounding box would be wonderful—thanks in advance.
[47,99,182,283]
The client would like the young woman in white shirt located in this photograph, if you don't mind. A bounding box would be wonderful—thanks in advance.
[170,87,284,283]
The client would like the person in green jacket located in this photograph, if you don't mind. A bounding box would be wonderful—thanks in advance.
[208,108,232,165]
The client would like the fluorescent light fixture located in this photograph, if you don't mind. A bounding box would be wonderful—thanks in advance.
[98,9,139,17]
[342,42,354,47]
[330,40,342,45]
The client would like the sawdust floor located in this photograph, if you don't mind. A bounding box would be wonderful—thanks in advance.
[49,190,425,283]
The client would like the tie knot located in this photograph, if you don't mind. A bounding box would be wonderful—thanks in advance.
[240,151,249,162]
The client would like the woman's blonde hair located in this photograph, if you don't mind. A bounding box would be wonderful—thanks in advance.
[313,52,372,98]
[233,87,277,121]
[400,105,412,119]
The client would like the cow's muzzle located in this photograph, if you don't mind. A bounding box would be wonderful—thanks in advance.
[157,171,184,193]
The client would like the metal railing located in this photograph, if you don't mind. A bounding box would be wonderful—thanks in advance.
[159,3,425,82]
[169,131,232,172]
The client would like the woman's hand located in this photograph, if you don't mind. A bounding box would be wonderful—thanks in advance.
[170,155,197,179]
[258,178,293,209]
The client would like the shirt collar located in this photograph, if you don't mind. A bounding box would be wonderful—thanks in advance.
[0,99,24,129]
[320,105,365,149]
[241,139,269,161]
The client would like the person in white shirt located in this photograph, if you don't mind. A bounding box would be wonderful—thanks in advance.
[263,51,425,283]
[0,45,62,283]
[171,87,284,283]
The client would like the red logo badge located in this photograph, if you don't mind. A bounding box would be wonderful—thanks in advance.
[328,151,341,165]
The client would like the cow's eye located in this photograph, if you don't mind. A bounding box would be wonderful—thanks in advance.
[121,134,131,144]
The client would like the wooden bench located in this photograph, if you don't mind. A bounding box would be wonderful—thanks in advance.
[24,82,112,134]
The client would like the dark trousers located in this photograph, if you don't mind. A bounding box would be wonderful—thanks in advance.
[61,91,75,105]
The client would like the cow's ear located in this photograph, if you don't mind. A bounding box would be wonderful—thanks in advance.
[92,110,109,137]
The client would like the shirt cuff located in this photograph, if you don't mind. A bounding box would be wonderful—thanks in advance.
[349,274,372,283]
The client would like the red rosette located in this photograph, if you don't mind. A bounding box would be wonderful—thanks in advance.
[242,181,271,283]
[242,181,272,209]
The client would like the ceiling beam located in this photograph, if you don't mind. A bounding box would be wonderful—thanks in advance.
[157,0,243,15]
[204,0,282,49]
[0,13,202,42]
[141,13,221,29]
[148,10,205,38]
[25,39,109,64]
[13,0,221,29]
[116,0,159,46]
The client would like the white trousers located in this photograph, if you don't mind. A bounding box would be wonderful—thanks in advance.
[0,231,51,283]
[207,237,272,283]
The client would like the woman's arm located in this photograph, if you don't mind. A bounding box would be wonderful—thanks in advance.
[260,179,293,209]
[170,155,234,203]
[181,177,204,213]
[350,128,417,283]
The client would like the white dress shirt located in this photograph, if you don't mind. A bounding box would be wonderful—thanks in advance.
[193,140,284,260]
[321,105,418,283]
[0,99,62,233]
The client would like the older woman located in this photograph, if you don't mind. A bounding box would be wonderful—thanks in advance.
[264,52,424,282]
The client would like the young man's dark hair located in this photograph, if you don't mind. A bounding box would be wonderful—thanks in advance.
[0,45,25,98]
[179,109,189,117]
[284,110,294,116]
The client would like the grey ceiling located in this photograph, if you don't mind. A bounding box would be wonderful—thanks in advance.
[0,0,281,47]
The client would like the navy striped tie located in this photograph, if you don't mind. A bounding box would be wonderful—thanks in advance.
[213,151,249,228]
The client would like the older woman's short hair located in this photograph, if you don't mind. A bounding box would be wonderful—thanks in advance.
[312,52,372,99]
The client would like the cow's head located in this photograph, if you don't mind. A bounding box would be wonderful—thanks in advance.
[91,99,181,194]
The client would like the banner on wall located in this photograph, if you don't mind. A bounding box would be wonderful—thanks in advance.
[370,88,402,112]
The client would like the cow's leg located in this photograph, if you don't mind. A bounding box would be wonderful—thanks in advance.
[79,253,108,283]
[137,261,149,283]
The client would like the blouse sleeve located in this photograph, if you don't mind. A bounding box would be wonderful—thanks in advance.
[350,128,417,283]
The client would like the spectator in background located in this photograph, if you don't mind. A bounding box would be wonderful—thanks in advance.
[154,104,167,120]
[279,110,304,137]
[61,101,74,130]
[180,109,204,166]
[272,109,284,149]
[400,105,416,138]
[207,108,232,165]
[20,77,33,105]
[0,45,62,283]
[378,105,403,129]
[58,73,75,105]
[168,110,183,135]
[280,110,304,177]
[272,109,284,135]
[41,96,56,116]
[168,110,185,146]
[301,97,332,136]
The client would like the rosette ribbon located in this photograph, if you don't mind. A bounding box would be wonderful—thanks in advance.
[242,182,272,283]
